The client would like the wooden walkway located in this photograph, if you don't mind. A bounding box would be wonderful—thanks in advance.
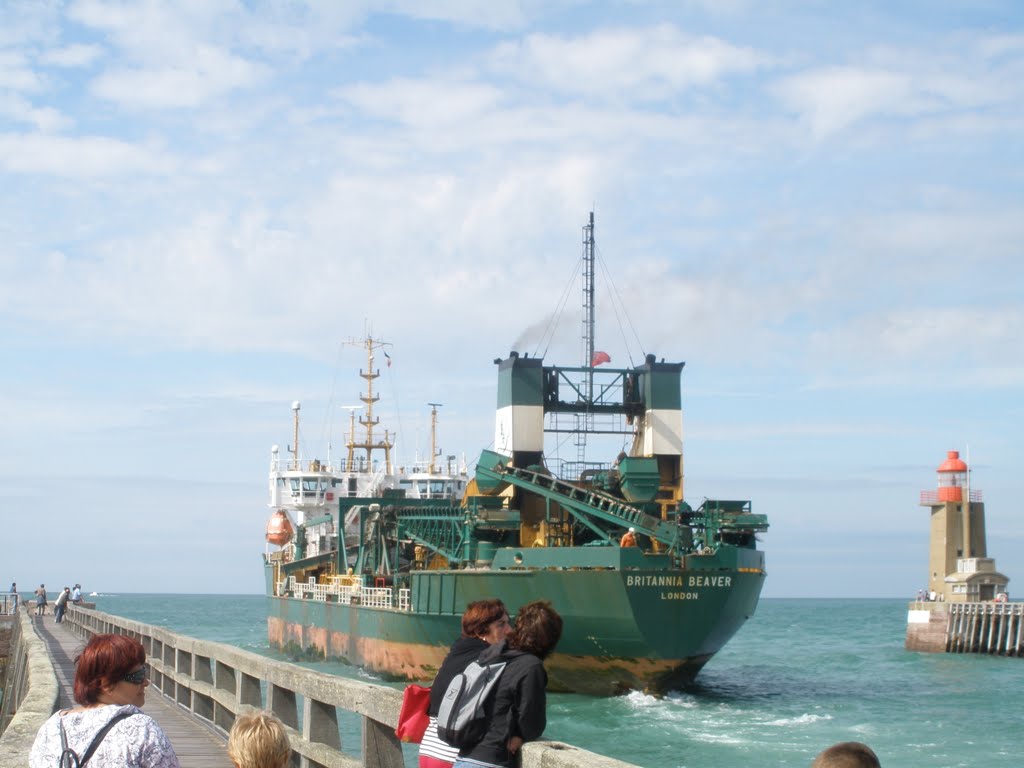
[31,616,233,768]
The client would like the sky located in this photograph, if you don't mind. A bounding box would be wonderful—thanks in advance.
[2,1,1022,598]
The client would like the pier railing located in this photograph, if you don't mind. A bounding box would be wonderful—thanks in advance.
[54,605,638,768]
[0,608,60,768]
[907,600,1024,657]
[944,601,1024,655]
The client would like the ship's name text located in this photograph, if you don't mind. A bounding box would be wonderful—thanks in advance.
[625,575,732,588]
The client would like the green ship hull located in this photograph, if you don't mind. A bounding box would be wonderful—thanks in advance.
[266,544,764,695]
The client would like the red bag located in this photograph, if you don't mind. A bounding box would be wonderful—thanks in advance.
[395,684,431,743]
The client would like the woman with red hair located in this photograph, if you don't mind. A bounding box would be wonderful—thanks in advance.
[419,599,513,768]
[29,633,180,767]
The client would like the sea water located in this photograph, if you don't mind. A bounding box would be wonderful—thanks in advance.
[86,595,1023,768]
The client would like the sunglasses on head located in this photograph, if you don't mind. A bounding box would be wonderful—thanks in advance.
[122,665,148,685]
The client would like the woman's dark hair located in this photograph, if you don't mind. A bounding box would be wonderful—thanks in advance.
[461,598,508,639]
[74,633,146,705]
[509,600,563,659]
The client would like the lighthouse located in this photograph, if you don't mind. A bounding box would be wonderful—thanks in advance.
[921,450,1008,603]
[907,450,1019,655]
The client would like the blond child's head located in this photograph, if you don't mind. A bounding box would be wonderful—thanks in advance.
[811,742,881,768]
[227,710,291,768]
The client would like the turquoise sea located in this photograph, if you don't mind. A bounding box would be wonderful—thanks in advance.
[85,595,1021,768]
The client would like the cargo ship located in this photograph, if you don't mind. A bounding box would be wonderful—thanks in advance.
[264,214,769,695]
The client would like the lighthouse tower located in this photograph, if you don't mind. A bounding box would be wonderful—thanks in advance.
[921,450,1008,602]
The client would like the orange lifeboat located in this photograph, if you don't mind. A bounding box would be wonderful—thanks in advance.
[265,509,294,546]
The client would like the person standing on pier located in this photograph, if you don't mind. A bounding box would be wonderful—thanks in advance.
[419,599,513,768]
[452,600,563,768]
[34,583,47,616]
[72,583,83,603]
[28,633,181,767]
[8,582,16,609]
[54,586,71,623]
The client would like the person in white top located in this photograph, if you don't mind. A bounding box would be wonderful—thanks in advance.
[29,633,180,768]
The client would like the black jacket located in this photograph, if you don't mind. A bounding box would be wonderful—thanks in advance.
[428,636,490,716]
[459,641,548,768]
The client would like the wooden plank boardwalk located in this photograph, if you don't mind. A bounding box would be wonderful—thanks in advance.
[31,616,233,768]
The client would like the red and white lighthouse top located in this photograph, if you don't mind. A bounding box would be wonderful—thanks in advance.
[936,450,967,502]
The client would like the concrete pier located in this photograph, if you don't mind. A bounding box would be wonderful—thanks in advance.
[1,604,640,768]
[906,600,1024,656]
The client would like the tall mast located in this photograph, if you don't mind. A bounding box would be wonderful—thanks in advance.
[576,212,596,465]
[582,211,596,399]
[428,403,442,474]
[344,335,394,473]
[342,406,362,468]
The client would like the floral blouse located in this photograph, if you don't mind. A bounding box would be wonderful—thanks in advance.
[29,704,180,768]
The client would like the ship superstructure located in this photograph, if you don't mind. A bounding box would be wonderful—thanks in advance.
[263,214,769,695]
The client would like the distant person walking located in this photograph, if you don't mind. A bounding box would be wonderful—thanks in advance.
[811,741,881,767]
[54,586,71,623]
[34,583,47,616]
[227,710,291,768]
[72,583,83,603]
[9,582,17,610]
[29,633,180,767]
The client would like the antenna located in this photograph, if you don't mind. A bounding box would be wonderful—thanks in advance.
[290,401,301,470]
[428,403,443,474]
[582,211,596,394]
[963,444,972,558]
[577,212,596,464]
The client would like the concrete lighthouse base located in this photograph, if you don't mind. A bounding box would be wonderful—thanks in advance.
[905,601,950,652]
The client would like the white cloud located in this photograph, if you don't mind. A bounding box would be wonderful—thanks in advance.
[0,132,175,177]
[0,93,69,131]
[773,66,913,140]
[808,306,1024,374]
[489,24,767,100]
[39,43,105,68]
[68,0,238,59]
[0,50,44,91]
[391,0,533,30]
[337,78,505,127]
[90,44,265,109]
[773,32,1024,142]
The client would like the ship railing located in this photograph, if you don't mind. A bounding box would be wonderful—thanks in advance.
[277,578,412,612]
[47,606,642,768]
[359,586,393,609]
[279,577,362,606]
